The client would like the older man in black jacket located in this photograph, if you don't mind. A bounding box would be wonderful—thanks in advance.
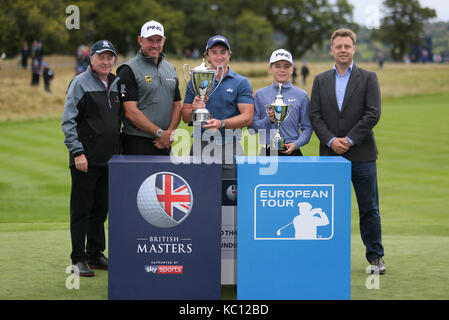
[62,40,121,276]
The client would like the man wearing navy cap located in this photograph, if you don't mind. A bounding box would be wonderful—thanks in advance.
[182,35,254,178]
[62,40,121,276]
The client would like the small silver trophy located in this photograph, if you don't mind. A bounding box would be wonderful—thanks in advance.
[264,83,292,151]
[183,59,224,124]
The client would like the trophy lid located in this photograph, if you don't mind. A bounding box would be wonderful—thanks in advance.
[194,108,210,115]
[192,59,211,72]
[271,83,287,107]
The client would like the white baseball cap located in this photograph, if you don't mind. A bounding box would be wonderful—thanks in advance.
[140,20,165,38]
[269,49,293,65]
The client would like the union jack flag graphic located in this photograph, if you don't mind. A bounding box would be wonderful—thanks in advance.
[155,173,192,222]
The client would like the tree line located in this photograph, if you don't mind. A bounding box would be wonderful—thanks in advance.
[0,0,438,62]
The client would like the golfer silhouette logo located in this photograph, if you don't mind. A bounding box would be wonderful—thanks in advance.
[276,202,329,239]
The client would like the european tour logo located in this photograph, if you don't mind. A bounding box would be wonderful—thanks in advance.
[254,184,334,240]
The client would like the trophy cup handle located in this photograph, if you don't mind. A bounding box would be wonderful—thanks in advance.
[207,65,225,98]
[182,64,191,84]
[264,104,273,119]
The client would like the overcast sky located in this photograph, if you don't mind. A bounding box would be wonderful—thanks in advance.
[348,0,449,25]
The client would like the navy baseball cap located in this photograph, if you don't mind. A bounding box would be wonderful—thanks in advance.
[205,35,230,52]
[90,40,117,56]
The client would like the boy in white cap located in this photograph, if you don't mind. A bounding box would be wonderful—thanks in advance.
[250,49,313,156]
[117,20,182,155]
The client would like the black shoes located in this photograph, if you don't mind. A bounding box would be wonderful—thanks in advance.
[88,255,108,270]
[72,255,108,277]
[368,257,386,275]
[72,261,95,277]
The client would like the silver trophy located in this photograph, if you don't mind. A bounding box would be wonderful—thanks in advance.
[183,59,224,124]
[265,83,293,151]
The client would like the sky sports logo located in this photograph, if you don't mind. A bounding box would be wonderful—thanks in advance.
[145,265,183,274]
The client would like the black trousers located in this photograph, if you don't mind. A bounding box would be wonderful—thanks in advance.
[122,133,170,155]
[31,74,39,86]
[70,166,108,263]
[260,146,303,156]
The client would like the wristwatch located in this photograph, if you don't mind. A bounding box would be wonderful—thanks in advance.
[220,120,226,129]
[156,128,163,137]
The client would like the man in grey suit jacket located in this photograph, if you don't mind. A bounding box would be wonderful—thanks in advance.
[310,29,385,274]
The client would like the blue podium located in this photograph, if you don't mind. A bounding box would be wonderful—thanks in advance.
[108,156,222,300]
[236,156,351,300]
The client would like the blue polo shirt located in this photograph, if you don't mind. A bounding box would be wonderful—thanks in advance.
[184,67,254,143]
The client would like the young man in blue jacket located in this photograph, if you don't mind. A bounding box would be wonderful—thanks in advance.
[250,49,313,156]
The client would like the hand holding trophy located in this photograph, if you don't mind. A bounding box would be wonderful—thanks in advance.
[183,59,224,125]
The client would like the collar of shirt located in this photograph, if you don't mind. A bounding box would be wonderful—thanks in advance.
[88,65,109,88]
[222,67,235,80]
[271,81,292,90]
[333,61,353,78]
[138,49,164,66]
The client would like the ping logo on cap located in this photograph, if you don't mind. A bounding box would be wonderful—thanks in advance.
[147,25,163,32]
[276,52,291,59]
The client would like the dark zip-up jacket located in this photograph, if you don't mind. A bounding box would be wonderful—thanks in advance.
[62,67,121,167]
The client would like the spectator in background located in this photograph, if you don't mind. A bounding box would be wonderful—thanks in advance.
[292,64,297,84]
[31,40,38,66]
[76,45,90,75]
[42,62,54,93]
[21,42,29,69]
[301,62,310,85]
[31,59,40,86]
[377,52,384,69]
[31,41,44,68]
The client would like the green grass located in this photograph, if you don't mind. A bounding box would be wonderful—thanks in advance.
[0,93,448,299]
[0,120,70,223]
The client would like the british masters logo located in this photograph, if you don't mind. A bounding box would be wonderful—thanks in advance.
[137,172,193,228]
[254,184,334,240]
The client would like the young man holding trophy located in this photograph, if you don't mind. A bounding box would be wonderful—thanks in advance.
[250,49,313,156]
[181,35,254,178]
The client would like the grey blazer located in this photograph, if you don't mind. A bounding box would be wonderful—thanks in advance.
[309,64,381,162]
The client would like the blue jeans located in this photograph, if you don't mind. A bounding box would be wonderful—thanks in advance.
[352,161,384,262]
